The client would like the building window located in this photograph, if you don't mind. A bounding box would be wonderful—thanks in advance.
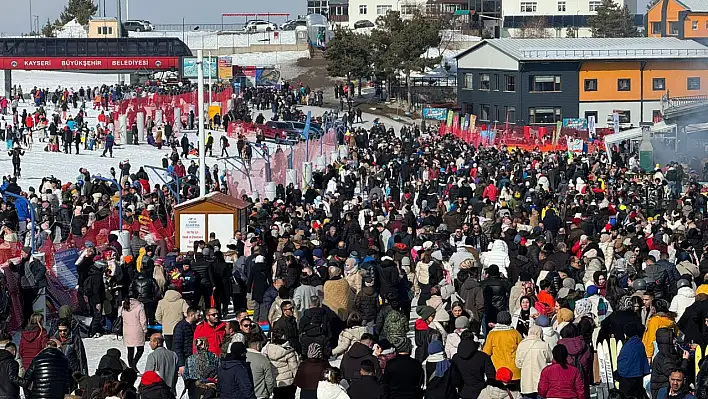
[520,2,537,12]
[688,77,701,90]
[585,111,598,122]
[495,105,501,121]
[617,78,631,91]
[463,73,474,89]
[589,1,601,11]
[532,75,561,92]
[98,26,113,35]
[652,109,663,122]
[584,79,597,91]
[376,5,392,15]
[505,75,516,92]
[558,1,566,11]
[359,5,367,14]
[505,106,516,123]
[494,74,500,90]
[652,22,661,34]
[528,107,562,124]
[481,104,490,121]
[670,21,680,35]
[464,103,474,115]
[400,4,418,14]
[693,20,698,30]
[652,78,665,91]
[706,20,708,29]
[480,73,490,90]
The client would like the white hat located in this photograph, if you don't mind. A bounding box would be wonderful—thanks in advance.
[423,241,433,250]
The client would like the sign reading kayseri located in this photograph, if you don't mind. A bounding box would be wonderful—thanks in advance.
[0,57,179,71]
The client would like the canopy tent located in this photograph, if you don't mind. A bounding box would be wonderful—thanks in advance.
[603,122,677,160]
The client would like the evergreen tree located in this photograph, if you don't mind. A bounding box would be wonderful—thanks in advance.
[588,0,639,37]
[59,0,98,25]
[41,18,58,37]
[325,28,373,92]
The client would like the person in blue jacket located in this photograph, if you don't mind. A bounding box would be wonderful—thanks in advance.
[217,342,256,399]
[617,322,651,399]
[656,369,695,399]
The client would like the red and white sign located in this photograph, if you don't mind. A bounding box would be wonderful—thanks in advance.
[0,57,180,71]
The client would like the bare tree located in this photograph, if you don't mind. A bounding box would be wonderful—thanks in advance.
[513,16,551,38]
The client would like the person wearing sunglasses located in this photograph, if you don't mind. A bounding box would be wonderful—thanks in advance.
[193,308,226,357]
[52,320,88,377]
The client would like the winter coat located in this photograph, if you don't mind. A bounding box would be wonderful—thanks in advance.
[145,347,179,394]
[650,328,689,398]
[481,276,512,324]
[678,300,708,346]
[155,290,188,335]
[120,299,148,348]
[194,321,227,357]
[669,287,695,322]
[347,375,383,399]
[293,283,322,315]
[617,335,650,378]
[382,355,424,399]
[316,381,350,398]
[381,309,409,343]
[481,240,511,276]
[599,309,643,343]
[138,379,175,399]
[515,335,552,394]
[247,262,271,303]
[676,260,700,279]
[558,336,593,387]
[173,319,195,367]
[341,342,381,383]
[25,348,71,399]
[130,273,160,304]
[445,330,463,359]
[272,316,301,354]
[322,277,354,321]
[294,358,328,390]
[19,328,50,371]
[643,313,678,359]
[330,324,366,356]
[537,362,586,399]
[55,328,88,376]
[353,286,379,323]
[245,349,275,399]
[0,349,26,399]
[483,324,523,380]
[424,359,461,399]
[376,261,400,299]
[655,387,695,399]
[263,343,300,387]
[218,356,256,399]
[478,385,521,399]
[459,278,485,323]
[696,356,708,399]
[451,340,496,399]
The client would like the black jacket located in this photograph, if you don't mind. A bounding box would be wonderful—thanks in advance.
[382,355,424,399]
[10,257,47,289]
[347,375,383,399]
[599,309,643,343]
[650,328,689,398]
[138,381,176,399]
[424,361,461,399]
[217,356,256,399]
[56,329,89,376]
[83,266,106,306]
[25,348,71,399]
[341,342,381,383]
[173,319,195,367]
[246,262,271,303]
[353,286,379,322]
[451,340,496,399]
[190,259,215,288]
[0,349,26,399]
[481,276,511,324]
[272,316,300,354]
[130,274,160,304]
[678,299,708,346]
[376,260,400,299]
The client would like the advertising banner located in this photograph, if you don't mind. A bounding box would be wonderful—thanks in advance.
[53,248,79,289]
[562,118,588,130]
[422,107,448,120]
[218,56,233,80]
[182,57,218,79]
[255,68,281,86]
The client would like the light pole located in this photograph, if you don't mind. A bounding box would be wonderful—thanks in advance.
[197,50,206,197]
[28,0,32,34]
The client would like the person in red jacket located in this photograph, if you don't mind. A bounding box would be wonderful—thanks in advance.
[20,313,50,371]
[482,181,498,202]
[538,345,586,399]
[193,307,226,357]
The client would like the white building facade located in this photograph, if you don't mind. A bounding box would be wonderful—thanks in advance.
[347,0,427,28]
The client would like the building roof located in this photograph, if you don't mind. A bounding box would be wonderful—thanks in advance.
[175,191,251,210]
[89,16,118,21]
[328,0,349,4]
[455,37,708,61]
[675,0,708,12]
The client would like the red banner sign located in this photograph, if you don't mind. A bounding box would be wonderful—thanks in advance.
[0,57,180,71]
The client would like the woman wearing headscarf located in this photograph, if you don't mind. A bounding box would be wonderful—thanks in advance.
[183,337,220,399]
[553,307,575,334]
[322,266,354,321]
[343,256,362,295]
[295,343,329,399]
[515,324,552,398]
[423,340,461,398]
[650,327,689,399]
[511,296,538,337]
[643,299,678,360]
[572,298,596,347]
[538,345,585,399]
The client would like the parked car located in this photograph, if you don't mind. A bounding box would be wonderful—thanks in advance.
[244,20,278,32]
[281,19,307,30]
[260,121,297,142]
[289,122,324,140]
[123,20,154,32]
[353,20,375,29]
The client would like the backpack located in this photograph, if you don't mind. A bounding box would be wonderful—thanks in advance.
[570,344,588,383]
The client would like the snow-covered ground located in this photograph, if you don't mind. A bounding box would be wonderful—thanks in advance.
[1,71,406,192]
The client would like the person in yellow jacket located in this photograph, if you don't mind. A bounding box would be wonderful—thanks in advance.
[642,300,678,360]
[483,310,523,381]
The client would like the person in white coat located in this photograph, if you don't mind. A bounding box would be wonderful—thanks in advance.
[670,280,696,322]
[263,328,300,399]
[514,325,552,397]
[317,367,350,399]
[481,240,510,277]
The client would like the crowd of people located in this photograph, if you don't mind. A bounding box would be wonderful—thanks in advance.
[3,78,708,399]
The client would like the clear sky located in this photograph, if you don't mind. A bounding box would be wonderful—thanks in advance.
[0,0,305,35]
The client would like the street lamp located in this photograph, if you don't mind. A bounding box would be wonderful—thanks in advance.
[28,0,32,34]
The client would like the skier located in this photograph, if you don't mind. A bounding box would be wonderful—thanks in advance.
[101,131,115,158]
[8,142,24,178]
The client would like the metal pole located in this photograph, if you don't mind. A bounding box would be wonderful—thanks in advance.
[93,176,123,232]
[29,0,32,34]
[182,18,185,42]
[197,49,206,197]
[126,0,129,21]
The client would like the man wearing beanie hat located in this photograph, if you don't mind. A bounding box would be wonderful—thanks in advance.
[414,305,443,362]
[482,310,522,382]
[382,336,424,399]
[479,367,520,399]
[218,342,256,399]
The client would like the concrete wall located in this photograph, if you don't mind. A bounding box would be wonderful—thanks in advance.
[218,43,309,55]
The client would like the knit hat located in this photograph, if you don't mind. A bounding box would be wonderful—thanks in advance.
[401,257,411,266]
[557,287,571,299]
[455,316,470,329]
[586,285,599,296]
[97,350,124,373]
[313,248,323,258]
[22,246,32,255]
[391,336,412,354]
[140,371,162,386]
[535,315,551,327]
[496,311,512,325]
[416,305,436,321]
[519,271,532,282]
[496,367,513,384]
[307,343,322,359]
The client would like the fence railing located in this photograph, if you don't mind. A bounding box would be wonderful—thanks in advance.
[153,23,244,32]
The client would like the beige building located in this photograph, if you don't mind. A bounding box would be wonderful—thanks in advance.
[88,17,119,38]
